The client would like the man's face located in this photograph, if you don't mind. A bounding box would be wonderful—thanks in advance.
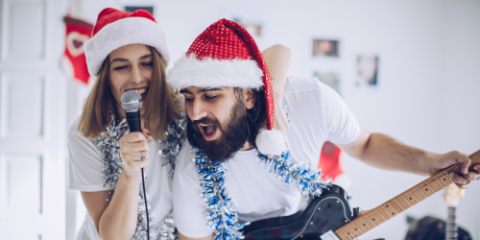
[181,86,255,162]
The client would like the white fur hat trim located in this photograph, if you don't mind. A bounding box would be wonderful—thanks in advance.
[167,54,264,89]
[255,129,288,155]
[84,17,170,77]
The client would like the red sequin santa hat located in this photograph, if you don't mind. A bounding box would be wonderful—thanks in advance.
[84,8,169,77]
[168,19,287,155]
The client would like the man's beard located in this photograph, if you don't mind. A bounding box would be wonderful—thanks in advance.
[187,100,250,162]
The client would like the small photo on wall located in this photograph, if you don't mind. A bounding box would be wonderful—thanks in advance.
[232,18,262,36]
[313,39,339,57]
[314,72,341,94]
[356,55,379,86]
[125,6,154,15]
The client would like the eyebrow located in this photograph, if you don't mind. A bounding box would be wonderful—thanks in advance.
[179,87,222,95]
[110,54,152,64]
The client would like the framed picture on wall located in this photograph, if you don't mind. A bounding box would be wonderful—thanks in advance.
[232,17,262,37]
[314,72,341,94]
[356,54,379,86]
[313,39,339,57]
[125,6,154,15]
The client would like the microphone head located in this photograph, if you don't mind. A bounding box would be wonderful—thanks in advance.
[121,91,142,112]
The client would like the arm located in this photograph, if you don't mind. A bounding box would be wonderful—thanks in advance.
[262,44,291,133]
[338,128,480,188]
[81,130,151,240]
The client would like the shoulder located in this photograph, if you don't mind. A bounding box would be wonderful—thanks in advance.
[68,117,101,159]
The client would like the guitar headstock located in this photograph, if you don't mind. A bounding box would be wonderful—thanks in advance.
[444,183,465,206]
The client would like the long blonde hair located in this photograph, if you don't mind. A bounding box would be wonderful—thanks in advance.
[78,46,183,140]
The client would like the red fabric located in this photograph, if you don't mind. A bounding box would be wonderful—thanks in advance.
[318,141,344,181]
[93,8,156,36]
[63,16,93,84]
[186,19,274,130]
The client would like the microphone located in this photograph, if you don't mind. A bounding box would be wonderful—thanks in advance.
[120,90,150,239]
[121,91,142,132]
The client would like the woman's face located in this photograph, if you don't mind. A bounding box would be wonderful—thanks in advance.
[108,44,153,117]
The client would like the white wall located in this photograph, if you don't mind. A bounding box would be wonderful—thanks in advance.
[67,0,480,239]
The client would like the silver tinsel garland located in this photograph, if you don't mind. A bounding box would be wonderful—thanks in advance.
[95,114,185,240]
[192,146,330,240]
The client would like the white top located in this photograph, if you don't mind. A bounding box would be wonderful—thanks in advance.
[68,118,174,240]
[172,76,361,238]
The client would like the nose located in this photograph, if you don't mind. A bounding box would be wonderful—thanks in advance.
[190,98,208,121]
[130,65,142,84]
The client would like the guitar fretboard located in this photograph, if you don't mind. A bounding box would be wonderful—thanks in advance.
[334,150,480,240]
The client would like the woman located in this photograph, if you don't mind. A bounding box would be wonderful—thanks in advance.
[68,8,290,240]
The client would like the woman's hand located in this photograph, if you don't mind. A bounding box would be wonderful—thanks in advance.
[119,128,152,179]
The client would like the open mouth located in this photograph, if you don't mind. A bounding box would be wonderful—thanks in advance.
[127,87,149,101]
[198,124,218,141]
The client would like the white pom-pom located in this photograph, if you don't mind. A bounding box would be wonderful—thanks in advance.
[255,129,287,155]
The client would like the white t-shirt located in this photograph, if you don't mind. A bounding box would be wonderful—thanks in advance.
[172,76,361,238]
[68,118,174,240]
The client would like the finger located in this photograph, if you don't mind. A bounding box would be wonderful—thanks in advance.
[452,151,471,175]
[266,154,273,159]
[450,172,471,186]
[457,184,470,190]
[121,141,150,153]
[472,163,480,172]
[120,132,147,144]
[464,169,480,181]
[142,128,152,140]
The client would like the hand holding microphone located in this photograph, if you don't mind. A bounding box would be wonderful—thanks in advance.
[119,91,151,178]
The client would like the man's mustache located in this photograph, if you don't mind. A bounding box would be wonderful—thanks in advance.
[192,117,219,126]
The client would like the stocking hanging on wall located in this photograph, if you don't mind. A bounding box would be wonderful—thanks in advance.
[61,16,93,84]
[318,141,351,190]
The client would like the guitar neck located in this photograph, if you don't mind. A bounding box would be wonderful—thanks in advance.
[334,150,480,240]
[446,206,457,240]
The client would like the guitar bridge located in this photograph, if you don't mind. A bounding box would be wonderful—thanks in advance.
[320,230,340,240]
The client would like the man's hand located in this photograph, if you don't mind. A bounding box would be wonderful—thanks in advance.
[427,151,480,189]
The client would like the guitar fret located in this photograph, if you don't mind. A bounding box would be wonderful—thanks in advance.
[394,198,405,211]
[351,220,365,234]
[401,194,412,207]
[345,223,359,238]
[454,164,460,171]
[425,181,436,193]
[360,215,373,230]
[381,205,393,218]
[417,185,427,198]
[435,176,445,188]
[367,212,378,226]
[444,170,454,182]
[409,190,419,203]
[376,208,387,222]
[336,228,349,240]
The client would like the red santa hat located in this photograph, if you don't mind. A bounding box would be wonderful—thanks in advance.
[84,8,170,77]
[167,19,287,155]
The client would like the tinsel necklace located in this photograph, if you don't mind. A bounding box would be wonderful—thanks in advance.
[95,114,185,240]
[192,145,330,240]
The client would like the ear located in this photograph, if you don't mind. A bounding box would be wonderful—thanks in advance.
[243,89,256,110]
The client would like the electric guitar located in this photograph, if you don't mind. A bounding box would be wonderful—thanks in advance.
[243,150,480,240]
[444,183,465,240]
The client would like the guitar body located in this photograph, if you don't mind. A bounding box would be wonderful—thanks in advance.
[244,185,353,240]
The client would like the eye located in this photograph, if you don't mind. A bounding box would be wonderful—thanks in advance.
[205,95,218,100]
[183,95,194,102]
[113,65,128,71]
[142,62,153,67]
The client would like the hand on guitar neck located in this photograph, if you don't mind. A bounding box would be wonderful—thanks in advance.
[425,150,480,189]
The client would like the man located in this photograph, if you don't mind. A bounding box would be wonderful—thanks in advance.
[167,19,479,240]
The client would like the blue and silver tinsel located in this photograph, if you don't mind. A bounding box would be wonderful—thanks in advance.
[95,114,184,240]
[192,146,248,240]
[192,145,330,240]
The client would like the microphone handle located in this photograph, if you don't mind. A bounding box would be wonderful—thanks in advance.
[126,111,141,132]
